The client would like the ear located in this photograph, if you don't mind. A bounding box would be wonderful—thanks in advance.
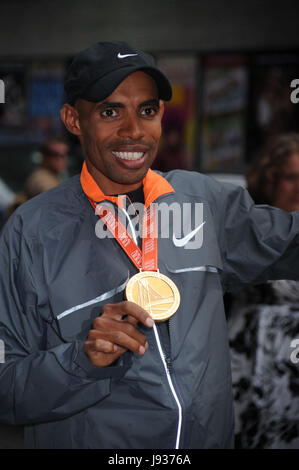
[159,100,165,119]
[60,104,82,136]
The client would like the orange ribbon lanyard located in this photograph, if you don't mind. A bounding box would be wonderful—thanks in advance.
[88,198,158,272]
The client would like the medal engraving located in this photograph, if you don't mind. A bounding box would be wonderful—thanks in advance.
[125,271,180,321]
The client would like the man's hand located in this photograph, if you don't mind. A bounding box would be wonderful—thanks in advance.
[84,301,154,367]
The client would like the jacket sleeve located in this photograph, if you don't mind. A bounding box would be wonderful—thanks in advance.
[0,213,131,426]
[216,182,299,293]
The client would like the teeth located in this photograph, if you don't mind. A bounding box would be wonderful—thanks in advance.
[112,151,144,160]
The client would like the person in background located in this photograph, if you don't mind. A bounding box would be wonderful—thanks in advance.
[24,137,69,199]
[4,137,69,220]
[152,107,189,171]
[227,133,299,449]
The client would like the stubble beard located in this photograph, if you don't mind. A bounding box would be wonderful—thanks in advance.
[85,133,158,186]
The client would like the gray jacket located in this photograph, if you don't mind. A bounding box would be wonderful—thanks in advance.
[0,170,299,449]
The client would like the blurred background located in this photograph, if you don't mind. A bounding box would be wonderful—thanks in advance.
[0,0,299,449]
[1,0,299,202]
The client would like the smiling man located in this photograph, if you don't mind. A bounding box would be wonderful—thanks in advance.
[1,41,299,450]
[62,70,164,194]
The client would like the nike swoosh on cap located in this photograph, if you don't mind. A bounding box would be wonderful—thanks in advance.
[117,53,139,59]
[172,222,206,248]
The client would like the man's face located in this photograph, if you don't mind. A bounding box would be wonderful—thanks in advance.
[43,141,69,175]
[72,71,164,194]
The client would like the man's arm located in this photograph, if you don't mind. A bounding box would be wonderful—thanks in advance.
[215,182,299,292]
[0,213,151,426]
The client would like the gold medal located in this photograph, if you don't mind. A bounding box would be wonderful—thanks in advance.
[125,271,180,321]
[89,198,180,321]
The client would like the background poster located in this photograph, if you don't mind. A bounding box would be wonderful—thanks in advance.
[153,55,197,171]
[200,54,248,172]
[0,62,27,147]
[0,60,66,147]
[248,53,299,161]
[28,60,65,139]
[0,60,67,189]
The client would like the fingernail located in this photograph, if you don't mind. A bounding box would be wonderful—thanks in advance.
[139,345,145,355]
[145,341,149,350]
[146,317,154,327]
[113,345,118,352]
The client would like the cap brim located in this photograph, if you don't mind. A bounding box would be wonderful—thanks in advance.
[80,65,172,103]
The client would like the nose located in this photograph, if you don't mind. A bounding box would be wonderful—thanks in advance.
[117,112,144,140]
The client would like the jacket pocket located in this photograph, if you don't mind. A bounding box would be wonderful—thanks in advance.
[165,265,221,274]
[53,276,129,342]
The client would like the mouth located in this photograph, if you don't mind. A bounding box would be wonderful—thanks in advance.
[112,151,145,161]
[111,145,150,170]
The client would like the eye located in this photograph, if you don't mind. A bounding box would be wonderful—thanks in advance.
[141,106,158,117]
[101,108,118,118]
[282,172,299,182]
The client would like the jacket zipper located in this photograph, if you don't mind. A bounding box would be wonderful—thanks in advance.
[122,206,138,245]
[122,207,183,449]
[152,323,183,449]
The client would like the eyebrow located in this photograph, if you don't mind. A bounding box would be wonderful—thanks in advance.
[139,99,160,108]
[97,99,160,110]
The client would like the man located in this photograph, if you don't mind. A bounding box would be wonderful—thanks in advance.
[0,41,299,449]
[24,137,69,199]
[5,138,69,220]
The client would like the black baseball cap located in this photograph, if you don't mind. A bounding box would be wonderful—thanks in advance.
[64,41,172,106]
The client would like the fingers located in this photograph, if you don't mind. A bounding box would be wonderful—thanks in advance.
[90,318,149,355]
[85,338,118,354]
[101,301,154,328]
[84,339,126,367]
[84,300,154,368]
[84,333,149,368]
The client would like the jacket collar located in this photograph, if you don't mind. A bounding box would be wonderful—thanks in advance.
[80,161,175,209]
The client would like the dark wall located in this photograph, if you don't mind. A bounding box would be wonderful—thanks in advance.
[1,0,299,57]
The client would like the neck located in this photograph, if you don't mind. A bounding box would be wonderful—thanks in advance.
[86,161,143,195]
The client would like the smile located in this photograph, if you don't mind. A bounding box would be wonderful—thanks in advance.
[112,151,145,161]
